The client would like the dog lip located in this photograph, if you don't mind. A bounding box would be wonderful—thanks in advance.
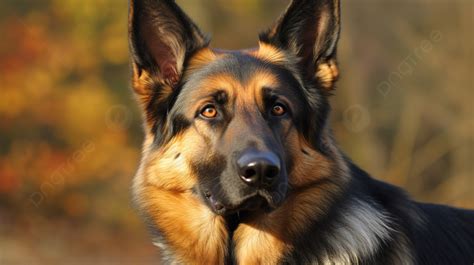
[203,186,285,215]
[210,194,273,215]
[209,195,224,211]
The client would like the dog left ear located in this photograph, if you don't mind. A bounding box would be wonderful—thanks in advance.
[260,0,340,90]
[129,0,209,131]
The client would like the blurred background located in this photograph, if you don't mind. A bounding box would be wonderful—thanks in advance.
[0,0,472,264]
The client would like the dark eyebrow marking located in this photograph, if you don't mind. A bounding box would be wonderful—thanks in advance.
[262,86,276,92]
[262,86,280,101]
[191,88,227,103]
[214,90,228,104]
[261,87,281,110]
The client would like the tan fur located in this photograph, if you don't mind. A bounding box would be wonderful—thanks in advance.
[191,73,239,98]
[185,48,219,75]
[316,59,339,90]
[131,63,175,128]
[139,187,228,264]
[131,63,154,105]
[142,133,197,191]
[134,130,228,264]
[234,219,290,265]
[238,70,280,110]
[252,42,289,66]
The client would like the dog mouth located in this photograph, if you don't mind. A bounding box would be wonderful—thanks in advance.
[203,190,276,216]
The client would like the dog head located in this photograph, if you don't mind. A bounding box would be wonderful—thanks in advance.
[129,0,342,216]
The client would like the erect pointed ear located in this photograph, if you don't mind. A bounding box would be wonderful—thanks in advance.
[129,0,209,129]
[260,0,340,90]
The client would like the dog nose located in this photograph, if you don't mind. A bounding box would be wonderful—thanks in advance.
[237,151,280,187]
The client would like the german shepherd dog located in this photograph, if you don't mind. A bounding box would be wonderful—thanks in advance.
[129,0,474,264]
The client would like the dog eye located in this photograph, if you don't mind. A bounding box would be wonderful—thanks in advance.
[200,105,218,119]
[271,103,287,116]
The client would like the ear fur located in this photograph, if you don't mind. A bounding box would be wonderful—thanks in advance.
[128,0,209,131]
[260,0,341,90]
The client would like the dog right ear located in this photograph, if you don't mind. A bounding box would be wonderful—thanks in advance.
[260,0,340,91]
[129,0,208,130]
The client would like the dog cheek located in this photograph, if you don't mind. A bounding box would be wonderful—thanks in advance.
[144,130,209,191]
[282,129,333,187]
[143,146,196,191]
[280,129,301,180]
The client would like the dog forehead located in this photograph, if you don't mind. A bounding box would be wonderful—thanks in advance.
[182,52,285,96]
[189,52,271,82]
